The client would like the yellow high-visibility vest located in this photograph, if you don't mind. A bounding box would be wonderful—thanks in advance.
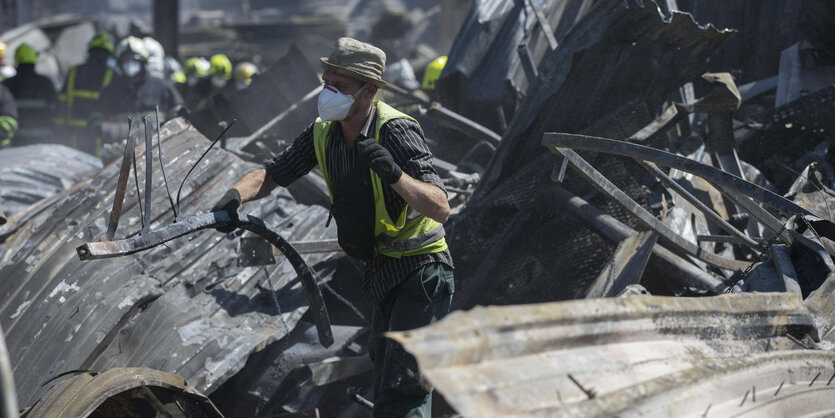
[313,100,447,259]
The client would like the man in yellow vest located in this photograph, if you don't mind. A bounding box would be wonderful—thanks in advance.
[212,37,453,417]
[55,31,116,155]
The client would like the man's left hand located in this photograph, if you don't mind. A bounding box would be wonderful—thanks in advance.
[355,137,402,184]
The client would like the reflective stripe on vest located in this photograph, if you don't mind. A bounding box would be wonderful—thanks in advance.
[0,115,18,143]
[313,100,447,259]
[56,66,114,126]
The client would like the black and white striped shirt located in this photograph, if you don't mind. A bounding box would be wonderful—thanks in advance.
[265,108,453,303]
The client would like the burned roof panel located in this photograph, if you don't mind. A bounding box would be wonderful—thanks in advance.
[0,118,342,409]
[390,292,835,417]
[445,1,732,309]
[436,0,596,132]
[0,144,101,218]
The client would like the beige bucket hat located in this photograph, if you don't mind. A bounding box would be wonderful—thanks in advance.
[320,37,387,87]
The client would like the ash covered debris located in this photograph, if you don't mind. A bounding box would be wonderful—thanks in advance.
[1,0,835,416]
[392,0,835,415]
[0,118,370,415]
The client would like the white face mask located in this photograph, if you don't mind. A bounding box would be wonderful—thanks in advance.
[318,84,365,122]
[211,76,227,89]
[187,77,199,87]
[123,61,142,77]
[235,81,249,91]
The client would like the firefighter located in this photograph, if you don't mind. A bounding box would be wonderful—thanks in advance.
[232,62,258,91]
[2,43,57,144]
[94,36,184,145]
[421,55,447,98]
[180,56,209,108]
[0,83,17,147]
[97,37,183,121]
[191,53,232,109]
[55,31,116,155]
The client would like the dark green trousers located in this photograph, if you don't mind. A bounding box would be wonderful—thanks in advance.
[369,262,454,418]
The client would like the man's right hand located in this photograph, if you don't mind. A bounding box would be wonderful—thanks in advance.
[211,188,242,233]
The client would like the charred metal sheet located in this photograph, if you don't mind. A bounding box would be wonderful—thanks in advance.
[585,231,657,298]
[446,2,731,309]
[738,85,835,188]
[436,0,597,132]
[551,147,751,271]
[472,4,731,201]
[0,144,101,218]
[209,322,370,417]
[23,367,223,418]
[0,118,346,409]
[784,163,835,223]
[78,210,335,347]
[389,292,831,417]
[804,273,835,345]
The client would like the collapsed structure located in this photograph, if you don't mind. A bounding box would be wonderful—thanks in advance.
[0,0,834,416]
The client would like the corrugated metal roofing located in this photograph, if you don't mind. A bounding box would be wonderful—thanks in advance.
[0,118,344,409]
[390,291,835,417]
[0,144,101,217]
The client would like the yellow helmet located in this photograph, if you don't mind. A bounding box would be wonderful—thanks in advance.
[172,69,186,84]
[208,54,232,79]
[184,57,210,78]
[88,31,115,54]
[422,56,447,90]
[14,43,39,65]
[233,62,258,85]
[115,36,149,61]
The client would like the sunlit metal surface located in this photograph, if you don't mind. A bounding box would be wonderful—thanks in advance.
[0,118,341,409]
[390,292,835,417]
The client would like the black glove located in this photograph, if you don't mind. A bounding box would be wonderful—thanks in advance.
[355,137,403,185]
[211,188,241,233]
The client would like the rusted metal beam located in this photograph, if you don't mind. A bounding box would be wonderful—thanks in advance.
[105,118,136,241]
[638,161,760,249]
[142,117,153,235]
[287,239,343,254]
[542,133,814,218]
[697,235,760,246]
[527,0,559,50]
[628,103,687,143]
[551,147,751,271]
[77,212,334,347]
[586,231,657,298]
[549,184,727,292]
[517,42,539,83]
[710,181,793,245]
[771,244,802,295]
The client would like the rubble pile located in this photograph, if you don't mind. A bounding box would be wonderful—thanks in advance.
[0,0,834,416]
[443,0,835,308]
[0,119,371,416]
[392,0,835,414]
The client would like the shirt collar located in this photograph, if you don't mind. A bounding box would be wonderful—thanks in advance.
[360,105,377,139]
